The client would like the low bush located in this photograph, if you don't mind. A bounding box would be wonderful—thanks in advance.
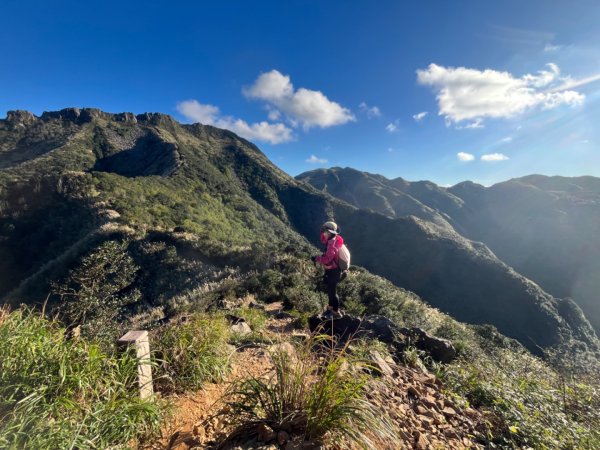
[283,285,323,314]
[0,307,161,449]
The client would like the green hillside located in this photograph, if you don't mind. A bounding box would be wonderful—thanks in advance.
[1,109,598,359]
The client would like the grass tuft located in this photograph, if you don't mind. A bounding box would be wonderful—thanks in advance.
[219,334,399,448]
[154,312,232,392]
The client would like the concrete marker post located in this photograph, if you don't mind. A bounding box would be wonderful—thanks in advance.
[118,330,154,400]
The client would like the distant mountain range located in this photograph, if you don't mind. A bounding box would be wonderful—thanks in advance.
[297,167,600,338]
[0,108,598,357]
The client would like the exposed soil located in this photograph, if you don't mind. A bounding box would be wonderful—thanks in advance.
[144,303,491,450]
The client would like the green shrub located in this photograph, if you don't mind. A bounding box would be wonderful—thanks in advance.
[441,346,600,448]
[0,307,161,449]
[245,269,286,302]
[288,309,312,329]
[51,239,141,347]
[348,338,392,362]
[154,313,232,392]
[283,285,323,313]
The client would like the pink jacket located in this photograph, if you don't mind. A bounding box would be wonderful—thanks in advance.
[316,235,344,270]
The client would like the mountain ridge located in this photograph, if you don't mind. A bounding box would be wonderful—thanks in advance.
[1,108,598,357]
[298,166,600,337]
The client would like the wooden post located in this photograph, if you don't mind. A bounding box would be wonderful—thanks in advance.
[118,330,154,400]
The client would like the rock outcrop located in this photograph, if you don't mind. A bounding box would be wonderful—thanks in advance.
[308,313,457,363]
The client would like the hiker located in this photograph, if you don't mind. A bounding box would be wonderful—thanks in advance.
[311,221,348,319]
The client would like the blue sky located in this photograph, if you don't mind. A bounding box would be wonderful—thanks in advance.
[2,0,600,186]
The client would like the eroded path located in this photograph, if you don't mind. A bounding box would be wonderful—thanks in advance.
[147,303,489,449]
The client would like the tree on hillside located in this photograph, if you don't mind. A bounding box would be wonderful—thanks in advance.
[51,240,140,343]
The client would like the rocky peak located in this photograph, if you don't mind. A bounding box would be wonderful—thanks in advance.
[135,112,177,126]
[5,107,178,128]
[5,110,37,126]
[39,107,110,124]
[114,112,138,123]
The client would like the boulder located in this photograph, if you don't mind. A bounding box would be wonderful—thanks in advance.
[308,314,363,344]
[309,313,457,363]
[369,350,394,377]
[268,342,297,361]
[257,423,276,442]
[361,315,402,343]
[277,430,290,446]
[397,327,457,363]
[231,321,252,335]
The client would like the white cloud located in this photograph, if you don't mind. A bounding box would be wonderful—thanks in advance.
[522,62,560,88]
[413,111,428,122]
[359,102,381,118]
[549,72,600,92]
[176,100,219,124]
[244,70,355,129]
[176,99,293,144]
[460,118,484,129]
[499,136,513,143]
[386,122,399,133]
[544,43,563,52]
[417,63,584,127]
[306,154,328,164]
[457,152,475,161]
[481,153,509,161]
[267,107,281,121]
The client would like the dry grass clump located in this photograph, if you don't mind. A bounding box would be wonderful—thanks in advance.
[218,334,399,448]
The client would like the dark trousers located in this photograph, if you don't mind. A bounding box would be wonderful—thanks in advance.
[323,268,341,311]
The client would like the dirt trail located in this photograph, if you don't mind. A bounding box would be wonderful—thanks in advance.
[147,304,489,450]
[148,303,290,450]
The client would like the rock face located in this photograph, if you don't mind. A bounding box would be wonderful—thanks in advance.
[308,314,362,343]
[308,314,457,363]
[6,110,37,127]
[39,107,110,124]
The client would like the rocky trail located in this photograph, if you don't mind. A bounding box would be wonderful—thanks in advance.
[146,303,490,450]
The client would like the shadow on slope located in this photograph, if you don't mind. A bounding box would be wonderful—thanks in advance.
[92,133,182,177]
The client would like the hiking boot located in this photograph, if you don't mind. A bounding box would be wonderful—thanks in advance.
[331,310,343,319]
[322,310,333,319]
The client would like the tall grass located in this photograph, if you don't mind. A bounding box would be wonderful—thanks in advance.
[0,307,161,449]
[220,335,399,448]
[153,312,232,392]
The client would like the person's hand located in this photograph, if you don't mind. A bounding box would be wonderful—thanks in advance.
[310,255,317,263]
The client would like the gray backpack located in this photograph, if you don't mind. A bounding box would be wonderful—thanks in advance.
[338,244,351,271]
